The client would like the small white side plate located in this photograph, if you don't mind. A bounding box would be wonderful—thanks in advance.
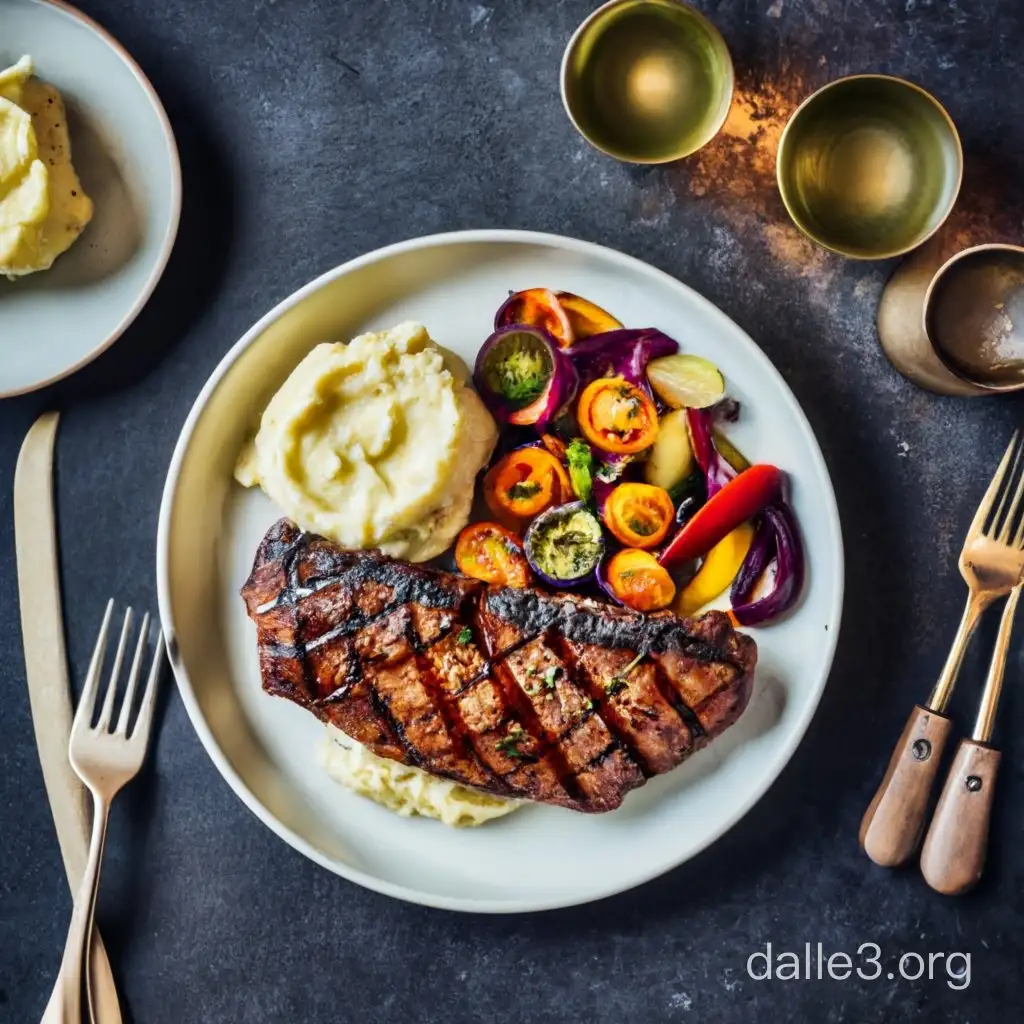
[158,230,844,913]
[0,0,181,397]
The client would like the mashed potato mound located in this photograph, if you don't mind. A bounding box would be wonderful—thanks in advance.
[319,727,520,827]
[236,322,497,561]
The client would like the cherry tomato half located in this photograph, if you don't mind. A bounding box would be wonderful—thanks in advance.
[455,522,531,588]
[604,482,675,549]
[577,376,659,455]
[483,447,572,528]
[605,549,676,612]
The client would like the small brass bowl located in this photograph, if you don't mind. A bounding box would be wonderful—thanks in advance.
[776,75,963,259]
[561,0,734,165]
[926,243,1024,391]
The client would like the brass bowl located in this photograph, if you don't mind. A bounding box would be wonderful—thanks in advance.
[925,243,1024,391]
[776,75,963,259]
[560,0,734,165]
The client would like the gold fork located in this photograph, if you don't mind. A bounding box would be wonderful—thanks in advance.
[860,431,1024,868]
[41,602,165,1024]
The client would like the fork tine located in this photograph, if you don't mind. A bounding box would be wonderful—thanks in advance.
[96,608,133,732]
[116,613,150,735]
[1014,502,1024,549]
[129,629,165,742]
[1000,446,1024,544]
[975,431,1021,538]
[73,600,114,732]
[994,436,1024,542]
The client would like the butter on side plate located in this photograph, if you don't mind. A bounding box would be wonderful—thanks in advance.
[0,55,93,279]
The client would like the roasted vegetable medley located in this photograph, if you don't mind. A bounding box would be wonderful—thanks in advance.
[455,287,805,626]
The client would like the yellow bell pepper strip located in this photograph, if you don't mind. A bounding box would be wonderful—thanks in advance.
[676,522,756,617]
[557,292,623,339]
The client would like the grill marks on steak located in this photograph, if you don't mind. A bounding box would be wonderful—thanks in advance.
[241,519,758,813]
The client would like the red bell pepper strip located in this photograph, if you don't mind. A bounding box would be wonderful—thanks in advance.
[658,464,784,568]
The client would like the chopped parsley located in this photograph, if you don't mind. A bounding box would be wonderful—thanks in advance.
[543,666,562,690]
[583,698,597,712]
[456,627,473,645]
[628,517,656,537]
[495,725,529,760]
[507,480,542,501]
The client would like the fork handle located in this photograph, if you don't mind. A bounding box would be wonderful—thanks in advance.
[920,740,1001,894]
[859,705,953,867]
[41,793,110,1024]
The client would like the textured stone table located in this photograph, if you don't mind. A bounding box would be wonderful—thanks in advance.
[3,1,1024,1020]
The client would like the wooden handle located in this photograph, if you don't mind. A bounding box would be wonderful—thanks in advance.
[860,705,953,867]
[920,739,1001,895]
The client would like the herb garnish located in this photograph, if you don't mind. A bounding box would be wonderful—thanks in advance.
[604,652,646,695]
[507,480,542,501]
[457,627,473,645]
[543,666,562,690]
[628,517,656,537]
[495,725,529,760]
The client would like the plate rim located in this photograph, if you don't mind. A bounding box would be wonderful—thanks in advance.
[156,228,845,914]
[0,0,183,399]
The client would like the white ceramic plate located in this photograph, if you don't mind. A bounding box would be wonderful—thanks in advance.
[158,230,843,913]
[0,0,181,397]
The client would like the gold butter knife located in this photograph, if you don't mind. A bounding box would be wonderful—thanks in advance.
[15,412,123,1024]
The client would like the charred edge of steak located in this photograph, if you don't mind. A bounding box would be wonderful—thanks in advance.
[247,522,737,671]
[247,520,472,624]
[482,587,736,669]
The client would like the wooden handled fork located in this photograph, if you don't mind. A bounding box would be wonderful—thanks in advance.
[920,580,1021,894]
[860,432,1024,868]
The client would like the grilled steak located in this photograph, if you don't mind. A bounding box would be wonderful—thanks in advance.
[241,518,758,813]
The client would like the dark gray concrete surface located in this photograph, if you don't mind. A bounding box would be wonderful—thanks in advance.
[2,0,1024,1020]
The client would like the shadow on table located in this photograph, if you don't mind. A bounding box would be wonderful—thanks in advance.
[38,89,238,409]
